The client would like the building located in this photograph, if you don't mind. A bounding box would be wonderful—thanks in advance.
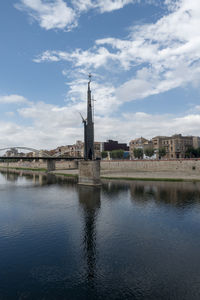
[94,142,103,159]
[193,136,200,149]
[4,148,25,157]
[129,137,153,159]
[152,134,194,159]
[55,141,84,158]
[54,140,102,159]
[103,140,129,152]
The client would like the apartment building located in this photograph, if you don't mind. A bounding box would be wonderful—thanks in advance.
[152,134,194,159]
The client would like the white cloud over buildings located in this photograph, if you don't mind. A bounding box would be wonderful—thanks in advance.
[0,92,199,149]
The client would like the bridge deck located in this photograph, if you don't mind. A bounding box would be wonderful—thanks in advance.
[0,157,83,161]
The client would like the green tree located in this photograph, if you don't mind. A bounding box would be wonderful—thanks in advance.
[133,148,143,159]
[158,148,166,159]
[185,146,197,158]
[110,149,124,159]
[144,148,154,158]
[101,151,108,159]
[196,147,200,158]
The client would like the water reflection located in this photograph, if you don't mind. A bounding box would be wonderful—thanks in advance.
[1,171,19,182]
[1,171,200,299]
[78,186,101,284]
[0,170,77,187]
[102,181,129,196]
[129,181,200,207]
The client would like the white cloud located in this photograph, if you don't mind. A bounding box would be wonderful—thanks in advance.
[34,0,200,103]
[0,95,30,104]
[94,0,138,13]
[0,92,200,150]
[15,0,76,30]
[9,0,200,149]
[16,0,155,30]
[65,77,120,115]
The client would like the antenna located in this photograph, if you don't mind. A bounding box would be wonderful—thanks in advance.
[88,73,92,83]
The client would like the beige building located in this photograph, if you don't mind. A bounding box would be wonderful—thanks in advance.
[152,134,194,159]
[94,142,103,159]
[193,136,200,149]
[54,140,102,158]
[129,137,153,159]
[55,141,84,158]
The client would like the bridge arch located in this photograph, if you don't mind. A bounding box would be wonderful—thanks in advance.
[0,147,52,157]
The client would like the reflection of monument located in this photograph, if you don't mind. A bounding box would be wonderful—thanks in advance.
[78,75,101,186]
[78,185,101,281]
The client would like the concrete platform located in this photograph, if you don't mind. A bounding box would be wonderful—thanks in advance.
[78,160,101,186]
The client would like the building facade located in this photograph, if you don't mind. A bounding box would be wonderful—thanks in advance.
[129,137,153,159]
[152,134,194,159]
[193,136,200,149]
[103,140,129,152]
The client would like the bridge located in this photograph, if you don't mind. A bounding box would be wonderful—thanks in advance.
[0,147,83,172]
[0,76,101,184]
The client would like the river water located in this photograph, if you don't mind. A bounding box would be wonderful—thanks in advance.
[0,171,200,299]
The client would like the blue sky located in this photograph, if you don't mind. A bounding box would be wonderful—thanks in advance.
[0,0,200,149]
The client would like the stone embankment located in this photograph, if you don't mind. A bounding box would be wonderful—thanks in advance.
[100,159,200,180]
[0,160,78,171]
[1,159,200,181]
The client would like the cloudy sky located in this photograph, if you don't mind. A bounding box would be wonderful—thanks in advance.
[0,0,200,150]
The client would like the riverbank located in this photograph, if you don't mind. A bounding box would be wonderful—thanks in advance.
[1,166,200,182]
[52,169,200,182]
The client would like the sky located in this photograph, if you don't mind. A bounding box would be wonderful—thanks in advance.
[0,0,200,150]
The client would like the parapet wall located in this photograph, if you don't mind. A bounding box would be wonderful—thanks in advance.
[1,159,199,175]
[101,159,200,174]
[0,160,78,170]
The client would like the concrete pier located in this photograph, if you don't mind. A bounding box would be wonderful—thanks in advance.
[47,160,56,172]
[78,160,101,186]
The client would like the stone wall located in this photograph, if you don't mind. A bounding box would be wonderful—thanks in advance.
[55,160,78,170]
[78,160,101,186]
[1,159,199,175]
[101,159,200,174]
[0,161,47,169]
[0,160,78,170]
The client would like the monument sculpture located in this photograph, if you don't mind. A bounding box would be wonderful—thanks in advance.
[78,75,101,186]
[83,74,94,160]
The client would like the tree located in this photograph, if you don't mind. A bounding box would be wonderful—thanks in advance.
[196,147,200,158]
[101,151,108,159]
[133,148,143,159]
[185,146,197,158]
[144,148,154,158]
[158,148,166,159]
[110,149,124,159]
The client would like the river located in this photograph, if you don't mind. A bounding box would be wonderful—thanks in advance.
[0,171,200,299]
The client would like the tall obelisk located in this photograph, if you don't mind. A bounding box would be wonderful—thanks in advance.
[78,75,101,186]
[84,74,94,160]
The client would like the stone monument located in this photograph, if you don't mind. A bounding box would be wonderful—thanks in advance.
[78,75,101,186]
